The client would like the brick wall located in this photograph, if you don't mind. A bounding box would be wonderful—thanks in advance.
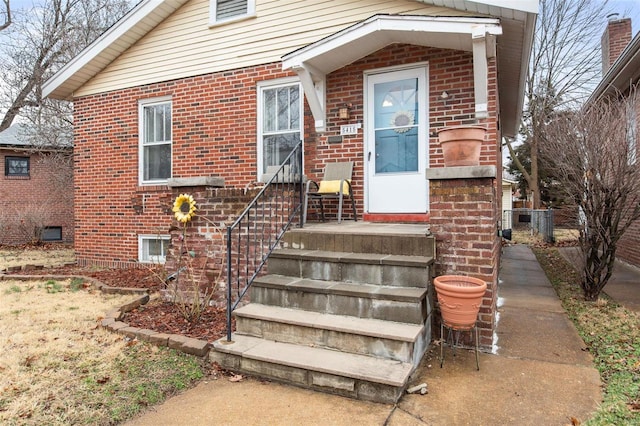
[0,149,74,245]
[428,178,500,347]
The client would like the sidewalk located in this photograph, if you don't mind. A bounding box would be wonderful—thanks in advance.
[124,245,602,425]
[559,246,640,313]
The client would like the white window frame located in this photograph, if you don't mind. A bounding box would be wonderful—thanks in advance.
[257,77,303,182]
[209,0,256,27]
[138,234,170,264]
[139,97,172,185]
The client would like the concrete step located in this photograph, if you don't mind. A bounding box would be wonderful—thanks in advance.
[282,225,435,257]
[251,274,430,324]
[211,334,413,404]
[268,249,433,287]
[234,303,428,365]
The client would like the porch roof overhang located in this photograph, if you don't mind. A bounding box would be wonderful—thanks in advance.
[282,13,536,138]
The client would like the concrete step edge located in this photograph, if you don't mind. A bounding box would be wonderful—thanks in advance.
[212,334,413,387]
[253,275,429,302]
[234,303,423,342]
[270,249,433,267]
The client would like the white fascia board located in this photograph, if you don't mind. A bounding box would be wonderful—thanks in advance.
[282,15,501,70]
[470,0,538,14]
[43,0,186,99]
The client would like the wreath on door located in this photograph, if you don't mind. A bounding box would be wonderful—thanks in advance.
[390,110,414,133]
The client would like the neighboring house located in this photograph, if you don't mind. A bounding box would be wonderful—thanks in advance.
[0,124,74,245]
[501,176,516,229]
[589,15,640,268]
[43,0,537,357]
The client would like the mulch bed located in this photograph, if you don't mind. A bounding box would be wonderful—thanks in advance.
[6,264,230,343]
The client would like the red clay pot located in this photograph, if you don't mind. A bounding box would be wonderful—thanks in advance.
[437,126,486,167]
[433,275,487,328]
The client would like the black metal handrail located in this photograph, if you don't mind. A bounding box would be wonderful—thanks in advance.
[225,141,304,341]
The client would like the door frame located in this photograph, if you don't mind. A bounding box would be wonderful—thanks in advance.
[363,62,429,214]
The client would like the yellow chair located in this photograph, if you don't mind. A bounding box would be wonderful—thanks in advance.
[303,161,357,224]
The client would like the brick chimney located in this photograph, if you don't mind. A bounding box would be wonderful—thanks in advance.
[601,14,632,74]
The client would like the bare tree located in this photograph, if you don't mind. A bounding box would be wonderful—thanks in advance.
[505,0,613,208]
[540,91,640,301]
[0,0,132,131]
[1,0,10,31]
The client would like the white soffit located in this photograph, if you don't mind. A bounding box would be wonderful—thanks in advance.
[282,15,502,74]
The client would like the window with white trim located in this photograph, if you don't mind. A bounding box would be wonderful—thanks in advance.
[257,79,302,179]
[139,98,172,184]
[139,235,170,263]
[210,0,255,25]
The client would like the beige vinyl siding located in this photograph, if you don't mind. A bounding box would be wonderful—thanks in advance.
[76,0,472,97]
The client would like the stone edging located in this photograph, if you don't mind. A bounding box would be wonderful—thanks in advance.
[0,273,211,358]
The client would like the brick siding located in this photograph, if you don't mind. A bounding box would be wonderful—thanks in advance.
[0,149,74,245]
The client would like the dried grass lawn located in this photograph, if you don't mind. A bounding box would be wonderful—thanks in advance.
[0,278,205,425]
[0,247,75,269]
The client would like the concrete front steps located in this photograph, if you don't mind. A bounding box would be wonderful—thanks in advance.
[211,223,435,404]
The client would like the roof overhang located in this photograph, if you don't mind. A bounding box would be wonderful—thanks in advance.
[43,0,189,100]
[283,9,536,137]
[588,32,640,104]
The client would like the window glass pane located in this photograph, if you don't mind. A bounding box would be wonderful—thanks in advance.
[289,87,300,129]
[263,89,276,132]
[144,103,171,143]
[144,144,171,181]
[42,227,62,241]
[5,157,29,176]
[262,132,300,170]
[276,88,289,131]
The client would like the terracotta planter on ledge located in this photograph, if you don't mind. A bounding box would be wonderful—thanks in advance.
[437,126,486,167]
[433,275,487,329]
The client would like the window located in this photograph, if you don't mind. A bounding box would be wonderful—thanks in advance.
[210,0,255,25]
[139,98,172,184]
[139,235,170,263]
[257,80,302,179]
[42,227,62,241]
[5,156,30,177]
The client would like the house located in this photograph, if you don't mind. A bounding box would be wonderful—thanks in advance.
[0,124,74,245]
[589,15,640,268]
[43,0,537,400]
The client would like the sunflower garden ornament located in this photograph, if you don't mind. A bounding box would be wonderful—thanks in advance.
[173,193,197,223]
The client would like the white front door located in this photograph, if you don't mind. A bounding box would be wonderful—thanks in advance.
[365,67,428,213]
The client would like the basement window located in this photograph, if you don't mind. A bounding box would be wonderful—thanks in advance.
[42,226,62,242]
[139,235,170,264]
[209,0,255,26]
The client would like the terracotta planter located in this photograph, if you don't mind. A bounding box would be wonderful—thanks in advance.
[433,275,487,328]
[437,126,486,167]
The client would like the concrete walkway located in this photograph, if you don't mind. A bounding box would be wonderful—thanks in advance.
[124,245,602,425]
[560,246,640,313]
